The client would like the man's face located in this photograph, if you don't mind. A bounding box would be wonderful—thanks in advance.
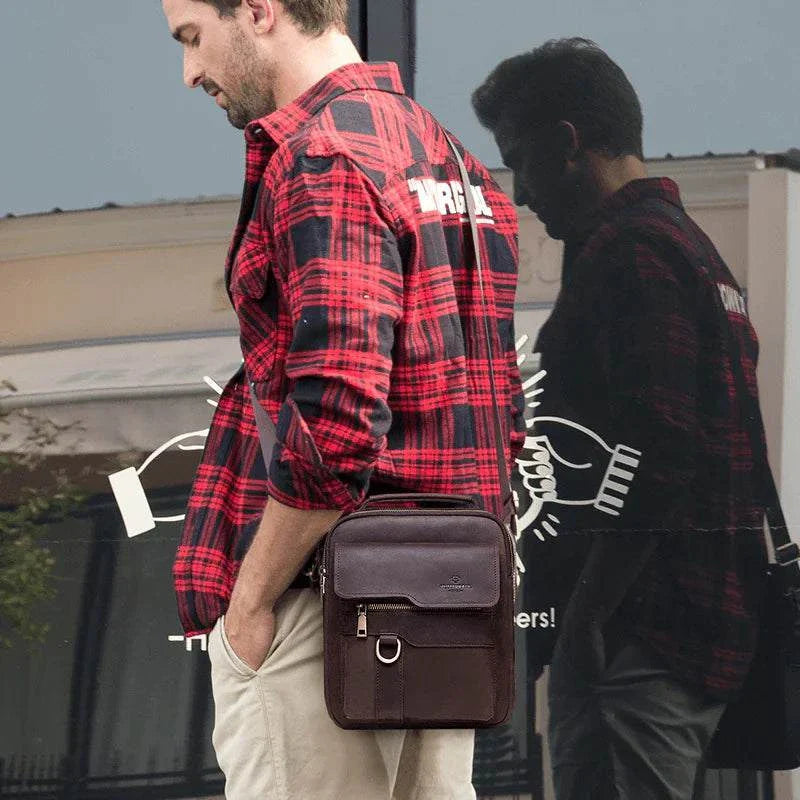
[494,122,590,241]
[163,0,276,129]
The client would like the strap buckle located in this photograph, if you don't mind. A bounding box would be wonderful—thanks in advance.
[775,542,800,567]
[376,635,402,665]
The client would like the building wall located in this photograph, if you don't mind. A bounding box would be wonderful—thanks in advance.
[0,156,758,350]
[1,200,238,348]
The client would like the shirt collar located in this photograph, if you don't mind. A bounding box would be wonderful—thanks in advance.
[245,61,405,146]
[568,177,684,244]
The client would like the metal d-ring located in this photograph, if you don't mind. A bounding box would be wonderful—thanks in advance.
[376,635,402,665]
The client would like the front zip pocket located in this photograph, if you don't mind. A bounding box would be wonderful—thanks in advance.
[355,602,490,638]
[340,602,498,725]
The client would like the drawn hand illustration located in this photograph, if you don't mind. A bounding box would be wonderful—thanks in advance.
[511,346,641,543]
[515,434,558,536]
[518,416,641,533]
[108,376,222,537]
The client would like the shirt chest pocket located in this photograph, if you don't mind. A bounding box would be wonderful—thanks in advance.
[229,225,274,305]
[229,226,280,382]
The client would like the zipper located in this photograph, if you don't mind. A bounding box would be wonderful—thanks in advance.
[357,604,368,637]
[357,603,415,637]
[355,602,485,637]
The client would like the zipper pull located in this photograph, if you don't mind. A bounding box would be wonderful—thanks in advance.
[356,604,367,638]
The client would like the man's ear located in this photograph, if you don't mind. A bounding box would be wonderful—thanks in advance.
[244,0,276,33]
[554,121,580,164]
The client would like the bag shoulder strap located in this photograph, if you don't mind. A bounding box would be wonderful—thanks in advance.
[248,381,277,471]
[444,133,516,526]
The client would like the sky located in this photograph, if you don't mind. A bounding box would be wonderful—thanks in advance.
[416,0,800,168]
[1,0,798,217]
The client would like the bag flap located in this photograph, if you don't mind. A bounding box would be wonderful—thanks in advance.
[333,541,499,608]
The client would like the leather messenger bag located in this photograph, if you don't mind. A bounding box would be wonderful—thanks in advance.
[318,135,518,729]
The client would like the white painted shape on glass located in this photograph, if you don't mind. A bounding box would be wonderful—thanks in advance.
[109,467,156,538]
[169,634,208,652]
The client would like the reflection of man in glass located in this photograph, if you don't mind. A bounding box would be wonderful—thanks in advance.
[161,1,525,798]
[474,39,766,799]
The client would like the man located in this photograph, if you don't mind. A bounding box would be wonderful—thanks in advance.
[161,1,525,798]
[474,39,767,799]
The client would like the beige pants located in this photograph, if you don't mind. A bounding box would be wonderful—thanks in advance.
[208,588,476,800]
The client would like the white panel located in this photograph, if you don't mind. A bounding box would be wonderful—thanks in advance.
[0,336,241,406]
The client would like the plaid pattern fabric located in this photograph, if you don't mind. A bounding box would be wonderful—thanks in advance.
[174,62,524,636]
[535,178,766,697]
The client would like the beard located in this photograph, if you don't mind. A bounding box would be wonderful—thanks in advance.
[216,25,277,130]
[225,78,276,130]
[542,159,597,241]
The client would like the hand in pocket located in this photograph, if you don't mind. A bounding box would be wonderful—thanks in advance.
[224,604,277,672]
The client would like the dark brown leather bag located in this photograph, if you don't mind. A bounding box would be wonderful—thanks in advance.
[319,135,518,729]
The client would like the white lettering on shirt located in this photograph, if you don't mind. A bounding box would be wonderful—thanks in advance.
[717,283,747,316]
[408,178,495,220]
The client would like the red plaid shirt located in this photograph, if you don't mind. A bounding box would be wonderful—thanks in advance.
[534,178,767,697]
[174,62,524,636]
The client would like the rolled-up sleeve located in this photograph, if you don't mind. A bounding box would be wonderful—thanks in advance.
[264,151,403,511]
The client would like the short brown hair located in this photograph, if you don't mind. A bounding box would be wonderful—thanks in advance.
[473,38,644,160]
[195,0,348,36]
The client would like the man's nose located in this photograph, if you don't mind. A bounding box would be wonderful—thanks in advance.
[513,173,530,208]
[183,51,203,89]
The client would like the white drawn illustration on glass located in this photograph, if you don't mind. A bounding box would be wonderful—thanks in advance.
[107,375,222,538]
[107,346,642,547]
[107,339,642,642]
[169,633,209,652]
[513,334,642,543]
